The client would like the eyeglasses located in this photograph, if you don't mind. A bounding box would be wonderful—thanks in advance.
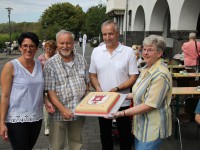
[142,49,157,54]
[45,47,55,52]
[45,47,54,51]
[21,44,36,50]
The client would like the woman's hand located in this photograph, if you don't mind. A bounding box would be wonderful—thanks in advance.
[0,123,9,142]
[112,111,124,118]
[126,93,133,100]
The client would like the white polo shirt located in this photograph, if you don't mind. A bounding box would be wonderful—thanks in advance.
[89,43,139,107]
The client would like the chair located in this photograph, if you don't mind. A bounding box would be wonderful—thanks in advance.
[171,98,184,150]
[195,124,200,139]
[173,115,183,150]
[172,98,199,150]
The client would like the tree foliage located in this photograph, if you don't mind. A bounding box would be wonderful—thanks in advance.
[0,22,42,49]
[0,2,110,49]
[83,4,110,39]
[40,2,85,39]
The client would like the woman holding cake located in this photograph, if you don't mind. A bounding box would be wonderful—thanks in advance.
[113,35,172,150]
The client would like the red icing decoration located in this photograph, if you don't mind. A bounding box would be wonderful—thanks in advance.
[91,95,106,104]
[75,94,120,114]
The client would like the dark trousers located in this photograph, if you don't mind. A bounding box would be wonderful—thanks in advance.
[98,106,133,150]
[79,42,82,47]
[6,119,42,150]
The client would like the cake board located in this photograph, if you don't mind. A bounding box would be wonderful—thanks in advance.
[74,94,127,118]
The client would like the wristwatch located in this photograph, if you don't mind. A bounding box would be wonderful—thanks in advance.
[115,87,120,91]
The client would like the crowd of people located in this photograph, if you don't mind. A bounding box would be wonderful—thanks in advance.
[0,20,200,150]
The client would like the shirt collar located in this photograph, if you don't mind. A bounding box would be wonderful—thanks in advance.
[57,52,78,68]
[144,58,163,75]
[102,42,123,52]
[57,51,75,62]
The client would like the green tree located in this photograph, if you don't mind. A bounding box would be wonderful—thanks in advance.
[0,22,42,48]
[40,2,85,40]
[83,4,110,40]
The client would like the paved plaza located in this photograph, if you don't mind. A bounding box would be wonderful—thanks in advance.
[0,42,200,150]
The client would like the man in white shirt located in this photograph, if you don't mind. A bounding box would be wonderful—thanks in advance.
[89,20,138,150]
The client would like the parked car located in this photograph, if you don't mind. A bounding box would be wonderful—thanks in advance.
[0,49,4,53]
[90,37,100,47]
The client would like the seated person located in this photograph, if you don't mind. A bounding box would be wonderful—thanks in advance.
[195,100,200,125]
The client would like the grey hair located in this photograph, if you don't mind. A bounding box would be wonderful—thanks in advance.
[101,20,120,33]
[189,32,196,39]
[56,30,75,42]
[143,35,166,51]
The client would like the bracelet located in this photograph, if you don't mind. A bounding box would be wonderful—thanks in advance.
[115,87,120,91]
[123,110,126,116]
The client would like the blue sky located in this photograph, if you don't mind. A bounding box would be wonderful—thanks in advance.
[0,0,106,23]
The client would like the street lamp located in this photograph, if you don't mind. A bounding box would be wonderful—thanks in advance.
[43,22,47,40]
[5,7,13,53]
[125,0,128,45]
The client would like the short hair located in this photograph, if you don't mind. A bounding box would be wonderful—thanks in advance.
[143,35,166,51]
[18,32,39,47]
[189,32,196,39]
[56,30,75,42]
[101,20,120,33]
[45,40,57,50]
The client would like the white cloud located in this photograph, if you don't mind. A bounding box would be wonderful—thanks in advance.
[0,0,107,23]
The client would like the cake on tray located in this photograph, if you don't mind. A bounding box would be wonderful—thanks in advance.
[75,92,120,114]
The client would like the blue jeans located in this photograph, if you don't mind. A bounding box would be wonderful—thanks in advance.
[135,137,162,150]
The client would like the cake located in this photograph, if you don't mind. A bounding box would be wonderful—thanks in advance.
[75,92,120,114]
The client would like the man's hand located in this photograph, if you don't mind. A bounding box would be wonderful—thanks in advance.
[62,108,73,119]
[109,87,118,92]
[44,99,55,113]
[85,90,90,96]
[96,87,102,92]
